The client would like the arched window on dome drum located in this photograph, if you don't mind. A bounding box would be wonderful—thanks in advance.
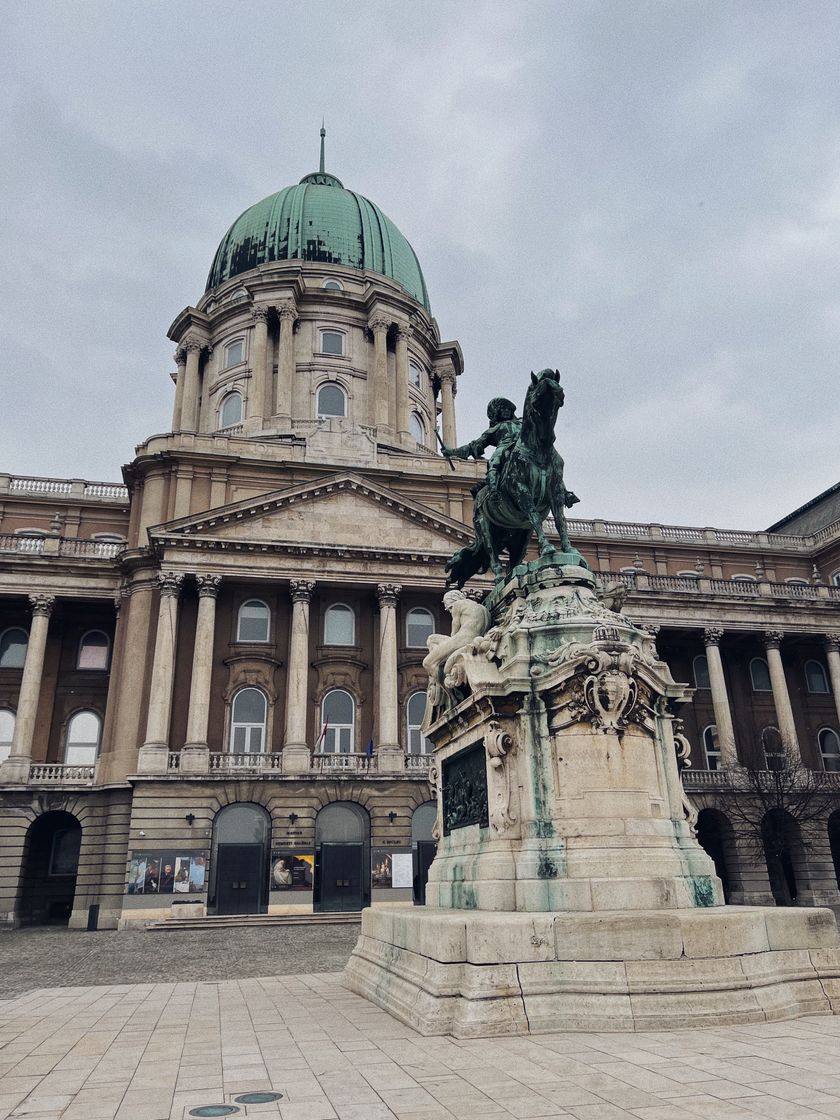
[237,600,270,643]
[409,360,423,387]
[320,330,344,356]
[750,657,772,692]
[406,608,434,649]
[223,339,244,368]
[819,728,840,772]
[693,655,710,690]
[0,709,14,765]
[406,692,431,755]
[0,627,28,669]
[321,689,354,754]
[324,603,355,646]
[230,688,267,754]
[409,413,426,445]
[805,659,830,694]
[219,391,243,429]
[702,724,721,770]
[316,382,346,419]
[77,631,110,671]
[322,278,343,291]
[65,710,102,766]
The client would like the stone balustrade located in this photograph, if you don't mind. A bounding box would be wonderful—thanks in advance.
[603,570,840,602]
[0,474,128,502]
[682,768,840,791]
[0,535,122,559]
[547,515,840,552]
[27,762,96,784]
[152,751,432,777]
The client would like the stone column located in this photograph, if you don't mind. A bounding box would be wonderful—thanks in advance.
[180,339,203,433]
[702,628,738,769]
[376,583,404,772]
[395,325,411,443]
[275,302,297,425]
[283,580,315,773]
[250,306,269,421]
[171,348,186,431]
[824,634,840,728]
[0,595,55,783]
[182,574,221,772]
[439,368,457,448]
[369,316,391,434]
[137,573,184,773]
[764,631,800,755]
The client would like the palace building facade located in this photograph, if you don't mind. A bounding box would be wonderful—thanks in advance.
[2,143,840,928]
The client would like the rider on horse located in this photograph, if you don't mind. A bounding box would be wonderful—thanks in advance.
[442,397,522,502]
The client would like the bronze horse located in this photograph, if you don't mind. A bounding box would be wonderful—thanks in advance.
[445,369,583,587]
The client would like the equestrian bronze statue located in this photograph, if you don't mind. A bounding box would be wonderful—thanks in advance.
[442,368,585,587]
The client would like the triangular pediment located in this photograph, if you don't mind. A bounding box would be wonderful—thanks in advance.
[150,472,471,556]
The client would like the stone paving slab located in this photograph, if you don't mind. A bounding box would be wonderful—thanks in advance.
[1,973,840,1119]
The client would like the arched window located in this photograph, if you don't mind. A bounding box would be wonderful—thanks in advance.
[761,725,784,770]
[406,692,430,755]
[732,574,757,583]
[819,728,840,772]
[322,278,343,291]
[406,608,434,649]
[702,724,721,770]
[230,688,267,754]
[77,631,110,671]
[321,689,354,754]
[64,710,102,766]
[237,600,270,643]
[319,329,345,355]
[750,657,772,692]
[0,627,28,668]
[0,709,14,764]
[409,360,423,387]
[785,578,809,586]
[219,391,243,429]
[805,659,830,694]
[409,413,426,445]
[676,570,699,579]
[223,339,244,368]
[324,603,355,646]
[316,382,346,418]
[693,655,710,689]
[833,571,840,587]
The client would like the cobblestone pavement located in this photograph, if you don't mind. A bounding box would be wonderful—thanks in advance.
[0,926,360,999]
[2,973,840,1120]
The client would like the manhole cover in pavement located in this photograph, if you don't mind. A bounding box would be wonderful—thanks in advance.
[189,1108,240,1118]
[234,1092,284,1103]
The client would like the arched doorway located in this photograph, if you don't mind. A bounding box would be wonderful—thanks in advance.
[696,808,739,903]
[828,811,840,889]
[210,803,270,916]
[762,809,805,906]
[314,802,370,912]
[412,802,437,905]
[19,811,82,926]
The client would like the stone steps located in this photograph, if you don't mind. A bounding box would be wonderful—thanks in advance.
[145,912,362,931]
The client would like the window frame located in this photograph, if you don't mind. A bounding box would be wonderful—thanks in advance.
[321,689,355,754]
[818,727,840,772]
[319,328,346,357]
[219,390,244,429]
[324,602,356,647]
[0,627,29,669]
[0,707,14,764]
[409,359,423,388]
[731,573,758,583]
[315,381,347,419]
[409,412,426,445]
[64,709,103,766]
[805,659,830,695]
[322,278,343,291]
[222,338,246,369]
[236,599,271,644]
[702,723,721,770]
[77,630,110,671]
[229,687,268,755]
[749,656,772,692]
[692,654,710,690]
[406,691,431,755]
[406,607,435,649]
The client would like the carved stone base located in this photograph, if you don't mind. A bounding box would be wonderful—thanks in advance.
[344,905,840,1037]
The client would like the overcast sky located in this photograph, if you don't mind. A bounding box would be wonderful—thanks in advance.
[1,1,839,529]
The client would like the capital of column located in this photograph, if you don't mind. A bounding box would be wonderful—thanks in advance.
[28,594,55,618]
[369,315,389,334]
[174,348,187,367]
[196,574,222,599]
[158,572,185,598]
[183,337,204,354]
[764,630,785,649]
[277,302,298,322]
[395,324,411,342]
[376,583,401,607]
[824,633,840,652]
[251,305,269,324]
[290,579,316,603]
[703,627,724,646]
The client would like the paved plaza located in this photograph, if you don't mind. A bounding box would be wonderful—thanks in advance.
[2,965,840,1120]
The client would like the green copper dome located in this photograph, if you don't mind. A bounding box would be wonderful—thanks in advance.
[206,166,430,311]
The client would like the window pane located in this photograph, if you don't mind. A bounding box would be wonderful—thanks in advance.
[693,655,710,689]
[67,711,101,746]
[247,726,264,753]
[0,709,14,746]
[225,340,244,367]
[78,632,109,670]
[238,601,269,642]
[407,609,434,648]
[750,658,772,691]
[65,744,97,766]
[409,361,422,387]
[232,688,266,724]
[820,729,840,771]
[323,279,342,291]
[0,628,28,668]
[325,604,354,645]
[703,725,720,770]
[806,660,829,694]
[232,726,246,753]
[409,413,425,444]
[321,331,344,355]
[317,383,346,417]
[220,392,242,427]
[324,690,353,725]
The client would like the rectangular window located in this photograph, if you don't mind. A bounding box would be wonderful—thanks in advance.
[321,330,344,355]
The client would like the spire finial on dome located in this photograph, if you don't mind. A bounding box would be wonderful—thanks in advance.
[319,119,326,174]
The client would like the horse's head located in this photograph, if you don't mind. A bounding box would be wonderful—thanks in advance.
[527,368,565,415]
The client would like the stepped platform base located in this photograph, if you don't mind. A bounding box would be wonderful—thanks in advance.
[344,905,840,1037]
[146,911,361,931]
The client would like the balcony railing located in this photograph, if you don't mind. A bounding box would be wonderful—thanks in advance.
[208,752,283,773]
[548,514,840,552]
[311,752,373,774]
[28,762,96,784]
[160,751,433,777]
[682,767,840,791]
[0,534,122,559]
[0,475,128,502]
[602,570,840,601]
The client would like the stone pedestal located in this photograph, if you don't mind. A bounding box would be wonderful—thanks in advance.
[345,553,840,1034]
